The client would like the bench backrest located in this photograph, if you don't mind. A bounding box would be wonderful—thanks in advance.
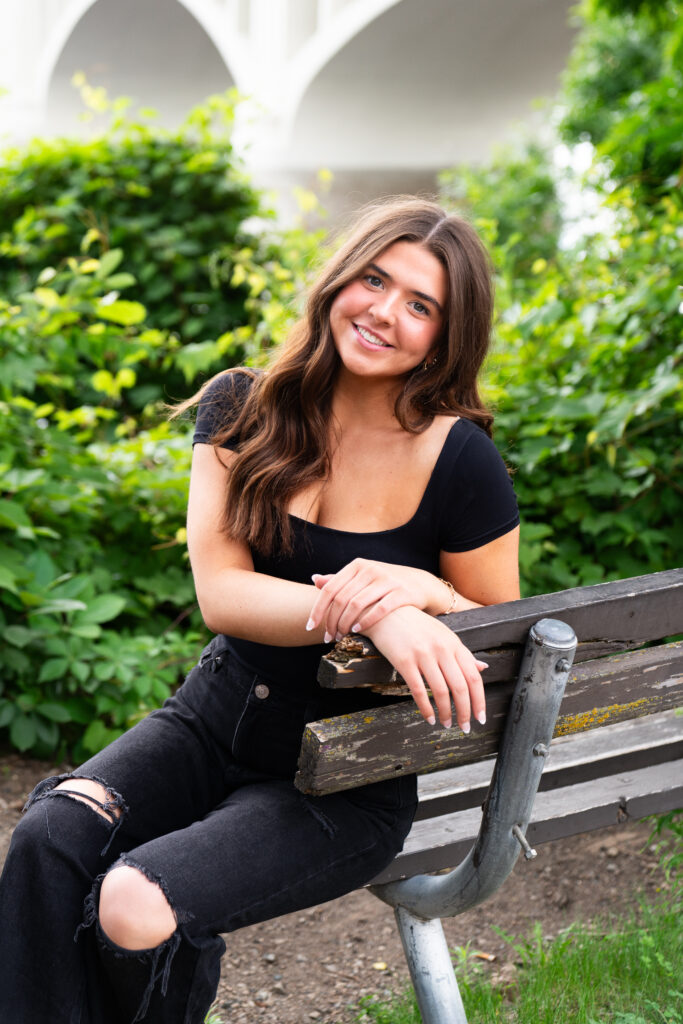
[295,569,683,796]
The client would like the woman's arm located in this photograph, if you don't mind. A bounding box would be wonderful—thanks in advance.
[188,444,324,645]
[306,526,521,640]
[305,530,520,732]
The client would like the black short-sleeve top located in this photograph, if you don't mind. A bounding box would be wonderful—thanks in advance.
[193,371,519,695]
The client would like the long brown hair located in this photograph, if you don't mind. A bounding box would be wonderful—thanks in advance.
[181,197,495,555]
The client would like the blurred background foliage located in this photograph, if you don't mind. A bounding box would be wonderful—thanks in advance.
[0,0,681,757]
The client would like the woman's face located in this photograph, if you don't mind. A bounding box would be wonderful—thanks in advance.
[329,241,447,384]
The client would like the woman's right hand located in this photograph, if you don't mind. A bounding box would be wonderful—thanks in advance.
[306,558,451,642]
[364,605,488,732]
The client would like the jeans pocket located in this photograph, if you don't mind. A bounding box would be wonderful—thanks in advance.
[230,679,308,779]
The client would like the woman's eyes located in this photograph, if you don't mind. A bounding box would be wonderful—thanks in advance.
[361,275,431,316]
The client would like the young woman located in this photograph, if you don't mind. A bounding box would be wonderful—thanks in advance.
[0,198,520,1023]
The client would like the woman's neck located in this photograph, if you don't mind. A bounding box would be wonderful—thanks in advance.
[330,372,403,435]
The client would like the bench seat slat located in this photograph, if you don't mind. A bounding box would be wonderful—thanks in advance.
[371,758,683,884]
[295,641,683,795]
[413,708,683,820]
[318,568,683,689]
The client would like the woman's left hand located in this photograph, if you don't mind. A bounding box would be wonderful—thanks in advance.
[306,558,447,642]
[365,605,488,731]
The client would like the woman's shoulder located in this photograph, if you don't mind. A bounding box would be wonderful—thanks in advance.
[193,367,263,447]
[435,417,519,551]
[200,367,263,404]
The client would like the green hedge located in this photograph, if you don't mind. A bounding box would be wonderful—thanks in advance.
[0,96,324,759]
[0,93,262,367]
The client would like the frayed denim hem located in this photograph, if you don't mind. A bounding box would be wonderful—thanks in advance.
[95,923,183,1024]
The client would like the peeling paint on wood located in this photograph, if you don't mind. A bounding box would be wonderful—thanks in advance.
[295,638,683,795]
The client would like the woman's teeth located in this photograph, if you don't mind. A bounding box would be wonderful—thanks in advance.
[357,326,389,347]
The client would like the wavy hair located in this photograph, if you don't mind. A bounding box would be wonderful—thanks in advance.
[181,197,495,555]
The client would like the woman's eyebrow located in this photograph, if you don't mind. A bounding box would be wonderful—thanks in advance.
[367,262,443,315]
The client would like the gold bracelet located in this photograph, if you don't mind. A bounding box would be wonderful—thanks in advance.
[439,578,458,615]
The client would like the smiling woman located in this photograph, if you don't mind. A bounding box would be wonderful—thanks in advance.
[0,198,519,1024]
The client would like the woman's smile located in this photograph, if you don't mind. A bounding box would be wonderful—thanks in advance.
[353,323,392,349]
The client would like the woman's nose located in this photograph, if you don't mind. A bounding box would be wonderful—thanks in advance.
[369,293,396,324]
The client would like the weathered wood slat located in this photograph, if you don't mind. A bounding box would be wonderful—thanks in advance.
[371,758,683,884]
[295,641,683,795]
[413,708,683,820]
[318,568,683,689]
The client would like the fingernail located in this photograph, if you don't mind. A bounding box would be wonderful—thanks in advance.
[461,721,471,734]
[476,711,487,725]
[305,618,315,631]
[443,718,452,730]
[426,715,436,726]
[351,623,361,633]
[311,573,320,580]
[476,660,489,670]
[324,632,332,644]
[335,632,343,642]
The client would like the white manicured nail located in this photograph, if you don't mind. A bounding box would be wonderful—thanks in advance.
[443,719,452,730]
[351,623,361,633]
[461,721,471,735]
[305,618,315,631]
[324,632,332,644]
[426,715,436,726]
[476,711,487,725]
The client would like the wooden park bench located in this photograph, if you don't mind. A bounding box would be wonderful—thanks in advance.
[294,568,683,1024]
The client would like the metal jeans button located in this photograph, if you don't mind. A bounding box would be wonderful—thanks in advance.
[254,683,269,700]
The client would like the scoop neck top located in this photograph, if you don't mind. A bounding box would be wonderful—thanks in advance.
[192,370,519,694]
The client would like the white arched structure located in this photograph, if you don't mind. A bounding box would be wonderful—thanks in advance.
[45,0,235,137]
[36,0,249,110]
[0,0,576,211]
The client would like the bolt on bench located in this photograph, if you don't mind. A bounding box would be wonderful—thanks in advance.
[294,569,683,1024]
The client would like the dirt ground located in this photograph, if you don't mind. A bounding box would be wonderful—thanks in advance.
[0,753,672,1023]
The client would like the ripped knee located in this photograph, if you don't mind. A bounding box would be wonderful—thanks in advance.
[99,862,178,951]
[54,778,123,824]
[24,773,128,857]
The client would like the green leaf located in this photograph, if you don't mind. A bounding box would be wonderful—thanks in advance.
[38,657,68,683]
[81,719,116,754]
[71,660,90,684]
[0,566,20,594]
[10,712,37,752]
[34,599,88,615]
[0,701,15,728]
[103,273,136,290]
[70,623,102,639]
[76,594,126,624]
[95,248,124,279]
[37,702,72,723]
[0,500,32,530]
[94,299,146,326]
[34,716,59,749]
[3,625,37,648]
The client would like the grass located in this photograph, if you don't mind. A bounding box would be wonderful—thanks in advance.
[204,816,683,1024]
[202,895,682,1024]
[354,886,683,1024]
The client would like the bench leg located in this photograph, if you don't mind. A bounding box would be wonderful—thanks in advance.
[395,905,467,1024]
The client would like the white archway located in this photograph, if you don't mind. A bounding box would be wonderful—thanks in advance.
[44,0,236,135]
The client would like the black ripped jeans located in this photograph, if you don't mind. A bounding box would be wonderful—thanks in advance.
[0,636,417,1024]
